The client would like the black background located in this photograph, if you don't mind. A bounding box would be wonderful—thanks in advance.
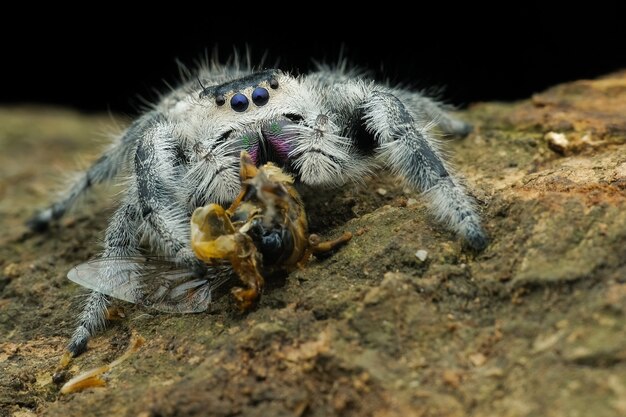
[4,5,625,114]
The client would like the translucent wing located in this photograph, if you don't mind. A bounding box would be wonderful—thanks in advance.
[67,257,233,313]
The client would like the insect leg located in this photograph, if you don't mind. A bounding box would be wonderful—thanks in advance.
[308,232,353,254]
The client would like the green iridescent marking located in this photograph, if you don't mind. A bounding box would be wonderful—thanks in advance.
[270,122,282,135]
[241,135,251,149]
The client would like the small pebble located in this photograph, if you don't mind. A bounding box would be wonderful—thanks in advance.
[376,188,387,196]
[469,352,487,367]
[52,370,69,385]
[442,370,461,388]
[3,263,20,279]
[415,250,428,262]
[545,131,569,155]
[406,198,418,206]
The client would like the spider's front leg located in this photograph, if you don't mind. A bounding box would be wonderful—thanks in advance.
[134,126,205,272]
[361,91,488,250]
[70,125,204,356]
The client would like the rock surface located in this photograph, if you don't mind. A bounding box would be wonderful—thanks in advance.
[1,72,625,417]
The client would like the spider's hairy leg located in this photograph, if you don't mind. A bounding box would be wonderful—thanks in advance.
[67,199,141,356]
[362,91,487,250]
[26,115,155,232]
[134,125,203,272]
[402,93,473,137]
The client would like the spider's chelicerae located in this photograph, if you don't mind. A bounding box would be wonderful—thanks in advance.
[29,61,487,356]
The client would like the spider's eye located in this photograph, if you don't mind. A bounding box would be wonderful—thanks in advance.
[269,78,279,89]
[251,87,269,106]
[215,94,226,106]
[230,93,249,112]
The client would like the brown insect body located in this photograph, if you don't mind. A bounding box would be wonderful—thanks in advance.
[191,151,351,310]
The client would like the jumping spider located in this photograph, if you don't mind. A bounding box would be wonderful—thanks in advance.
[28,61,487,356]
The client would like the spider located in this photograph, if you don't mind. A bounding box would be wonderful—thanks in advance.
[28,60,487,356]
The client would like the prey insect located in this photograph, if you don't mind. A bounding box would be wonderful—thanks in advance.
[191,151,352,310]
[68,151,351,314]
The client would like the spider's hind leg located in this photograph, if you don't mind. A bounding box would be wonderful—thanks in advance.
[27,116,153,232]
[402,92,473,137]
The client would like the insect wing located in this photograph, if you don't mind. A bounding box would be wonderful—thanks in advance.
[67,257,215,313]
[68,258,143,304]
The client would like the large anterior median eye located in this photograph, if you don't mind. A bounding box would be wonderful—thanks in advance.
[230,93,249,112]
[251,87,269,106]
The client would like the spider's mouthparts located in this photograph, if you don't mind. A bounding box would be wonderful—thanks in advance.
[240,119,297,167]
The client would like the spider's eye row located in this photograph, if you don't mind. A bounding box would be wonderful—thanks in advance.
[220,80,277,111]
[252,87,270,106]
[230,93,249,112]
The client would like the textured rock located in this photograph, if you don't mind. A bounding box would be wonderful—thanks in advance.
[1,72,625,416]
